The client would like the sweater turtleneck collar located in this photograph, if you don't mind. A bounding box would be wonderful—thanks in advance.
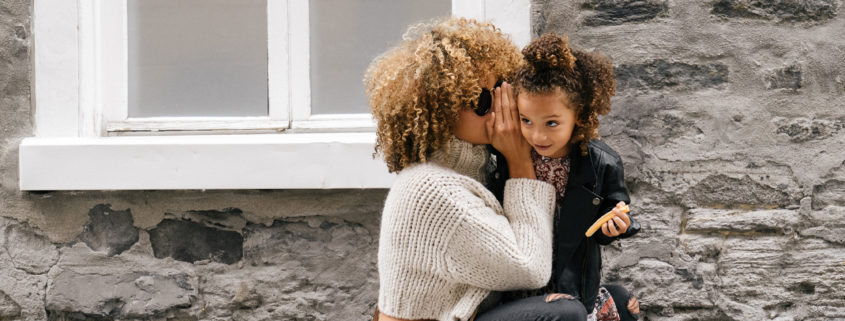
[429,136,490,183]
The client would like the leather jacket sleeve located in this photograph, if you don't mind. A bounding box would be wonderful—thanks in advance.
[593,154,639,245]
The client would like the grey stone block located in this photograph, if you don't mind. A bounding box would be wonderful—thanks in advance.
[0,290,21,320]
[1,223,58,274]
[615,60,729,91]
[580,0,669,26]
[682,174,795,208]
[813,179,845,209]
[766,65,802,89]
[149,219,243,264]
[46,269,194,319]
[685,208,801,234]
[78,204,139,256]
[774,117,844,143]
[712,0,839,22]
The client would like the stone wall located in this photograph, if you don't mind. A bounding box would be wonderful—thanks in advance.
[532,0,845,320]
[0,0,843,320]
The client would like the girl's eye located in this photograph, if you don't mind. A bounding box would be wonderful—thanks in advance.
[521,118,532,125]
[546,121,559,127]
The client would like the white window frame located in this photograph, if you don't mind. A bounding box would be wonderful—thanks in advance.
[21,0,531,190]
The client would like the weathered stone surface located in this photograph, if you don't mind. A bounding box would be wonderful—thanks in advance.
[234,216,379,320]
[0,253,48,321]
[615,60,729,91]
[774,117,844,143]
[766,65,803,89]
[1,222,59,274]
[682,174,795,208]
[45,243,198,320]
[685,208,801,234]
[0,290,21,320]
[580,0,669,26]
[149,219,243,264]
[813,179,845,208]
[47,270,194,318]
[712,0,839,22]
[166,208,248,233]
[78,204,139,256]
[800,206,845,245]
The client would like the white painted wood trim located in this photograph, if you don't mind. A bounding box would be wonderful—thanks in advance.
[33,0,79,137]
[19,133,395,190]
[107,117,289,133]
[25,1,530,190]
[99,0,129,128]
[290,113,376,133]
[267,0,290,123]
[289,0,311,121]
[78,0,98,137]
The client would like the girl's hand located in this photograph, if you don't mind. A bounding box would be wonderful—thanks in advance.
[601,201,631,237]
[485,82,534,179]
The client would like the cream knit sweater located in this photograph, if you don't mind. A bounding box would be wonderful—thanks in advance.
[377,137,556,321]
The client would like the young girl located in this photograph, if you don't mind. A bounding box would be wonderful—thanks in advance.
[478,34,642,321]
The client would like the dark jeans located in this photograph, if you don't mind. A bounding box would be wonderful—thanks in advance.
[475,284,638,321]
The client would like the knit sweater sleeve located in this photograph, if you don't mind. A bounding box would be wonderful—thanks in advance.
[441,178,556,290]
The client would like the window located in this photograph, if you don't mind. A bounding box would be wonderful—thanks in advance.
[22,0,530,190]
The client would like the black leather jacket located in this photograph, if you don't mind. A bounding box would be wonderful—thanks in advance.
[490,140,640,311]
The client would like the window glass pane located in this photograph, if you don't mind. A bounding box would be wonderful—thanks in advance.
[309,0,450,114]
[128,0,268,117]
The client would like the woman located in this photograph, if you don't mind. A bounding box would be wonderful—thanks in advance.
[365,18,557,321]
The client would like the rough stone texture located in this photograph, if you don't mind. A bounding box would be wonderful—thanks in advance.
[45,242,198,320]
[0,290,21,320]
[78,204,139,256]
[712,0,839,23]
[148,219,243,265]
[0,220,59,275]
[766,65,803,89]
[774,116,844,143]
[538,0,845,319]
[580,0,669,26]
[615,60,730,91]
[0,1,844,321]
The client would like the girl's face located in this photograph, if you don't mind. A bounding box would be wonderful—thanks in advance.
[517,91,577,158]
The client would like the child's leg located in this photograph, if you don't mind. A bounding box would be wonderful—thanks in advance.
[602,284,640,321]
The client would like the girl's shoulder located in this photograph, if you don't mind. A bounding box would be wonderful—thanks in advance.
[587,139,622,161]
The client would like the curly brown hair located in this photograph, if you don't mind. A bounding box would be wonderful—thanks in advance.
[513,33,616,156]
[364,17,521,173]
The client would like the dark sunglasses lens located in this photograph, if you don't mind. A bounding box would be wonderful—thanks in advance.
[475,88,492,116]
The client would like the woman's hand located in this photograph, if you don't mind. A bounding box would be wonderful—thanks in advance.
[486,82,535,179]
[601,201,631,237]
[545,293,574,302]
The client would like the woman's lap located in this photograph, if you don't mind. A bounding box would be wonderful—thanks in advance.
[475,284,638,321]
[474,294,587,321]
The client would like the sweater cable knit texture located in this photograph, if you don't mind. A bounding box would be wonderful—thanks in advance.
[378,137,557,321]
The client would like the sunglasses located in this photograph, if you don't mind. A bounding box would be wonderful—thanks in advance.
[473,79,504,116]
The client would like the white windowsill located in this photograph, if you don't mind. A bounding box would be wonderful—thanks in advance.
[19,133,395,190]
[26,0,530,191]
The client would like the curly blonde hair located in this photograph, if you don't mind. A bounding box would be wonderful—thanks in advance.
[514,33,616,156]
[364,17,521,173]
